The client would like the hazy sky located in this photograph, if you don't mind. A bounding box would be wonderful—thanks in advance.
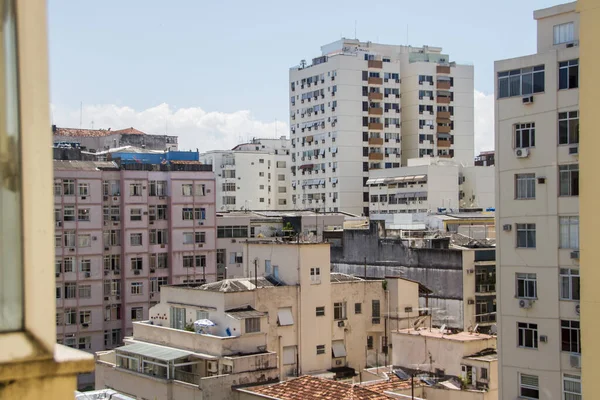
[48,0,563,153]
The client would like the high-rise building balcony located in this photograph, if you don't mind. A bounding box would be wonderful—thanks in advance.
[368,153,384,161]
[368,123,384,130]
[437,65,451,74]
[437,140,451,148]
[368,77,383,85]
[368,60,383,69]
[437,125,452,134]
[368,92,383,101]
[437,97,451,104]
[368,108,383,116]
[436,81,451,89]
[437,111,451,119]
[368,138,384,145]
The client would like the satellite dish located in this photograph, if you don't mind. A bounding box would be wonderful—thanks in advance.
[489,324,498,335]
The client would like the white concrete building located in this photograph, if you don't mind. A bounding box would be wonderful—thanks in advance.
[366,158,494,216]
[289,38,474,216]
[495,3,581,400]
[199,137,292,211]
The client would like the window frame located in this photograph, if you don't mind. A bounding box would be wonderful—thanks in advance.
[559,216,579,249]
[516,273,537,299]
[553,22,574,45]
[558,110,579,145]
[519,373,540,399]
[559,164,579,197]
[516,223,536,248]
[515,173,536,200]
[561,320,581,354]
[517,322,538,349]
[558,59,579,90]
[514,123,535,149]
[560,268,580,301]
[563,374,582,400]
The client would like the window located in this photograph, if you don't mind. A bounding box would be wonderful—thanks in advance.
[520,373,539,399]
[563,374,582,400]
[559,164,579,196]
[559,216,579,249]
[149,229,168,245]
[194,208,206,220]
[78,183,89,196]
[195,184,206,196]
[77,208,90,221]
[63,179,75,195]
[245,317,260,333]
[130,233,143,246]
[515,123,535,148]
[78,234,91,248]
[64,230,76,247]
[316,306,325,317]
[65,309,77,325]
[316,344,326,355]
[223,170,236,178]
[558,111,579,145]
[55,233,61,247]
[149,180,167,196]
[481,368,488,380]
[181,184,193,196]
[63,206,75,221]
[149,204,168,221]
[78,336,91,350]
[130,208,142,221]
[516,224,536,248]
[515,174,535,199]
[561,320,581,353]
[333,302,346,320]
[105,329,122,347]
[56,286,61,299]
[516,273,537,299]
[223,196,236,205]
[131,282,143,295]
[131,307,144,321]
[197,310,209,321]
[560,268,580,301]
[518,322,538,349]
[278,186,287,193]
[149,253,168,269]
[54,181,62,196]
[498,66,545,98]
[183,255,194,268]
[64,257,74,273]
[222,182,236,192]
[229,252,243,264]
[131,257,143,271]
[310,267,321,283]
[103,255,121,272]
[150,277,168,293]
[78,285,91,299]
[103,180,121,196]
[355,303,362,314]
[277,161,286,168]
[195,255,206,268]
[196,232,206,243]
[103,229,121,247]
[367,336,374,350]
[372,300,381,323]
[80,259,91,273]
[559,59,578,90]
[554,22,574,44]
[129,183,142,196]
[258,172,264,177]
[79,310,91,324]
[103,205,120,222]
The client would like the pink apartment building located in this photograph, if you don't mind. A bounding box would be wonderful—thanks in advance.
[53,160,216,388]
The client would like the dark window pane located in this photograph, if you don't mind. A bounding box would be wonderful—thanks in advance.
[559,120,569,144]
[522,73,533,95]
[509,75,521,97]
[569,65,579,89]
[533,71,545,93]
[498,77,509,98]
[559,68,568,90]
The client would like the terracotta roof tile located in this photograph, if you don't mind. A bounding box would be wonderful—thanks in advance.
[245,375,394,400]
[111,127,146,135]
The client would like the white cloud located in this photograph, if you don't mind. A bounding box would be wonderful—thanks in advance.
[53,93,495,156]
[51,103,288,151]
[474,90,494,154]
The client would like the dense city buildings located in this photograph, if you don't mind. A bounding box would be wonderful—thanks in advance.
[495,2,581,398]
[289,39,474,215]
[200,137,292,211]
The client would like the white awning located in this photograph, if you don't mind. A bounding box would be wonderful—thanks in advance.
[332,341,347,358]
[277,308,294,326]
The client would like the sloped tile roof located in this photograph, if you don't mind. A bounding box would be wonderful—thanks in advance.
[111,127,147,135]
[245,375,393,400]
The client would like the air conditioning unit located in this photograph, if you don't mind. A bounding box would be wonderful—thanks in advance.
[115,296,121,300]
[84,272,91,278]
[570,354,581,369]
[231,239,236,243]
[569,146,579,155]
[336,359,343,366]
[537,177,546,184]
[104,296,109,301]
[540,335,548,343]
[104,247,109,251]
[55,273,60,278]
[519,299,533,309]
[198,221,204,225]
[576,304,580,315]
[515,148,530,158]
[337,320,345,327]
[522,95,534,104]
[207,361,218,373]
[467,298,475,305]
[82,323,89,328]
[103,196,109,201]
[56,221,62,227]
[198,244,203,248]
[134,270,141,275]
[466,269,474,274]
[150,268,156,273]
[114,270,120,275]
[502,224,512,232]
[570,250,580,259]
[566,41,579,48]
[159,196,166,200]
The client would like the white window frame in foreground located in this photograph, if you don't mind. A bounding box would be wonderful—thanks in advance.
[563,374,581,400]
[515,173,535,200]
[553,22,574,45]
[559,216,579,249]
[516,273,537,299]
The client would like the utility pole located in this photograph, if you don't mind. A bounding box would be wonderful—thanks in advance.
[254,258,258,288]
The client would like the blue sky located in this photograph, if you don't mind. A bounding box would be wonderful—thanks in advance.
[48,0,563,152]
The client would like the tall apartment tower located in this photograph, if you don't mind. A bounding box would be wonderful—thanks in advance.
[495,3,581,399]
[53,159,216,388]
[200,137,292,211]
[289,39,474,216]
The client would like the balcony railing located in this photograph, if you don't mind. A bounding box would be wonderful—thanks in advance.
[368,138,384,145]
[437,97,451,104]
[436,65,451,74]
[368,123,383,130]
[368,77,383,85]
[475,313,496,324]
[368,153,384,161]
[437,111,451,119]
[476,283,496,293]
[368,108,383,116]
[368,92,383,101]
[437,140,451,148]
[436,81,451,89]
[437,125,451,134]
[368,60,383,69]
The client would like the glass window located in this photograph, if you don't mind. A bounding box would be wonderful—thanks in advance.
[518,322,538,349]
[516,273,537,299]
[497,66,545,99]
[560,268,580,301]
[559,216,579,249]
[516,224,536,248]
[554,22,574,44]
[245,317,260,333]
[515,173,536,199]
[520,373,539,399]
[333,302,346,320]
[558,111,579,145]
[559,164,579,196]
[559,59,579,90]
[515,123,535,148]
[563,374,582,400]
[561,320,581,354]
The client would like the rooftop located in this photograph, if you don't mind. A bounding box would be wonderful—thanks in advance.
[330,273,365,283]
[53,126,146,137]
[395,328,495,342]
[54,160,119,171]
[193,277,280,293]
[243,375,393,400]
[464,348,498,362]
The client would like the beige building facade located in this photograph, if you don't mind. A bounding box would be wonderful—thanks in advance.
[495,2,581,399]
